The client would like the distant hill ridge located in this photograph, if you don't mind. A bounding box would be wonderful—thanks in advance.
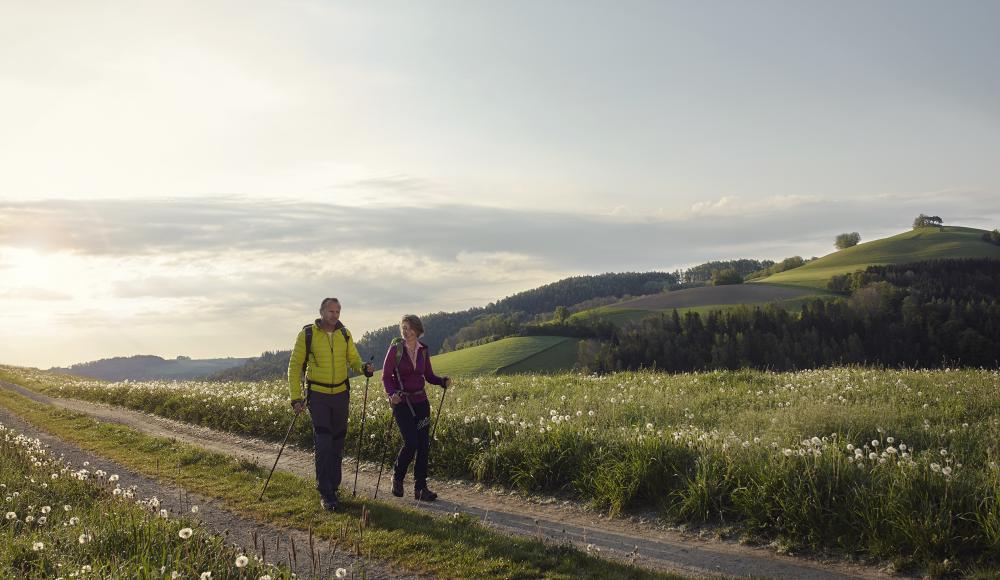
[51,354,250,381]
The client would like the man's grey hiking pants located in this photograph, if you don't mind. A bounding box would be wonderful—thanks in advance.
[308,390,349,500]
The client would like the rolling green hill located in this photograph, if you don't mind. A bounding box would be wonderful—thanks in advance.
[758,226,1000,289]
[429,336,577,376]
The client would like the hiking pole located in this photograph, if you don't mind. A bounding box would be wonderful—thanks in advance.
[429,379,450,445]
[352,355,375,497]
[258,411,299,501]
[374,401,396,499]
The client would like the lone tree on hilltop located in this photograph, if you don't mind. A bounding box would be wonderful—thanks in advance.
[835,232,861,249]
[913,214,943,229]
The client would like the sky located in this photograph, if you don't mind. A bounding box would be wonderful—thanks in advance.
[2,1,999,368]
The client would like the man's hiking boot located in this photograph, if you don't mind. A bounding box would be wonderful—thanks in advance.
[320,495,339,512]
[414,487,438,502]
[392,479,404,498]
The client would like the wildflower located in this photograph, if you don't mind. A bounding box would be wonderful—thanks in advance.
[588,410,595,417]
[940,449,948,456]
[472,438,480,444]
[259,576,272,580]
[235,555,248,568]
[41,506,51,514]
[942,466,953,476]
[5,512,15,521]
[109,474,119,482]
[159,509,169,519]
[69,516,80,525]
[179,528,193,539]
[200,572,212,580]
[64,505,72,512]
[79,533,92,544]
[82,565,92,573]
[38,516,47,524]
[846,444,855,451]
[931,463,942,473]
[871,440,879,447]
[336,569,347,579]
[886,437,895,444]
[191,505,199,514]
[32,541,44,551]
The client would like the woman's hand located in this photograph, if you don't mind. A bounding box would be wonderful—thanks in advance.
[389,393,402,406]
[443,377,452,389]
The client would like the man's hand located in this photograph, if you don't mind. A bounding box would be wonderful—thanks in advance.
[291,399,305,415]
[363,362,375,378]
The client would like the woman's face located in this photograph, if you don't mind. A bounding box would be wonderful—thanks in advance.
[401,322,418,342]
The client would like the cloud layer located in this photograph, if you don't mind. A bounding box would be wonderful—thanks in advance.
[1,193,997,367]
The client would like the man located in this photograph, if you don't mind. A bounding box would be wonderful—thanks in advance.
[288,297,374,511]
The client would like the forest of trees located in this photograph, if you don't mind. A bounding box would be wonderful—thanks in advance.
[679,259,773,285]
[583,258,1000,372]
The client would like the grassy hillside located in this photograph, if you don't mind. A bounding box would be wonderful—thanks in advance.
[759,226,1000,289]
[569,285,827,325]
[430,336,575,376]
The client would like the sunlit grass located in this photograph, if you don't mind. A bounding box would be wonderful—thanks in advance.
[4,364,1000,574]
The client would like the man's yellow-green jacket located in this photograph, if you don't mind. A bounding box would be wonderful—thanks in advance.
[288,320,364,400]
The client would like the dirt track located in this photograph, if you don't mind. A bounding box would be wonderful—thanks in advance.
[0,380,901,579]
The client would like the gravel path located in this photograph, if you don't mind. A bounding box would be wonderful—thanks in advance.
[1,380,904,579]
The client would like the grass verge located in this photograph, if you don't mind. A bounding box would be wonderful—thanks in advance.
[0,419,292,579]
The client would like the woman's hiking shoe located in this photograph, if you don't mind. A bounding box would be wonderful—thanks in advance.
[392,479,404,498]
[320,495,339,512]
[414,488,437,502]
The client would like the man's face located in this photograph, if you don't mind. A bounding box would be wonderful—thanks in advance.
[321,302,341,326]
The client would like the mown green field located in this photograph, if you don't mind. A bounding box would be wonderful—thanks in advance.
[430,336,573,376]
[4,364,1000,576]
[760,226,1000,289]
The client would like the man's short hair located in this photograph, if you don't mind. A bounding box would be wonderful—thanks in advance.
[319,297,340,311]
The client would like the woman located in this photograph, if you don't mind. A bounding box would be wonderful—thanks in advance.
[382,314,451,501]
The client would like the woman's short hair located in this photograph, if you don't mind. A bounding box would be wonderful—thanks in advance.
[400,314,424,337]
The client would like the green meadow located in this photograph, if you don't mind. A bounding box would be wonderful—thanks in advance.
[5,364,1000,576]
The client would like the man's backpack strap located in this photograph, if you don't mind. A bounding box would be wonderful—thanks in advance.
[301,324,313,400]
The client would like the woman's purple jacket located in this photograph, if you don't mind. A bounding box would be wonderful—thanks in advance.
[382,342,446,404]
